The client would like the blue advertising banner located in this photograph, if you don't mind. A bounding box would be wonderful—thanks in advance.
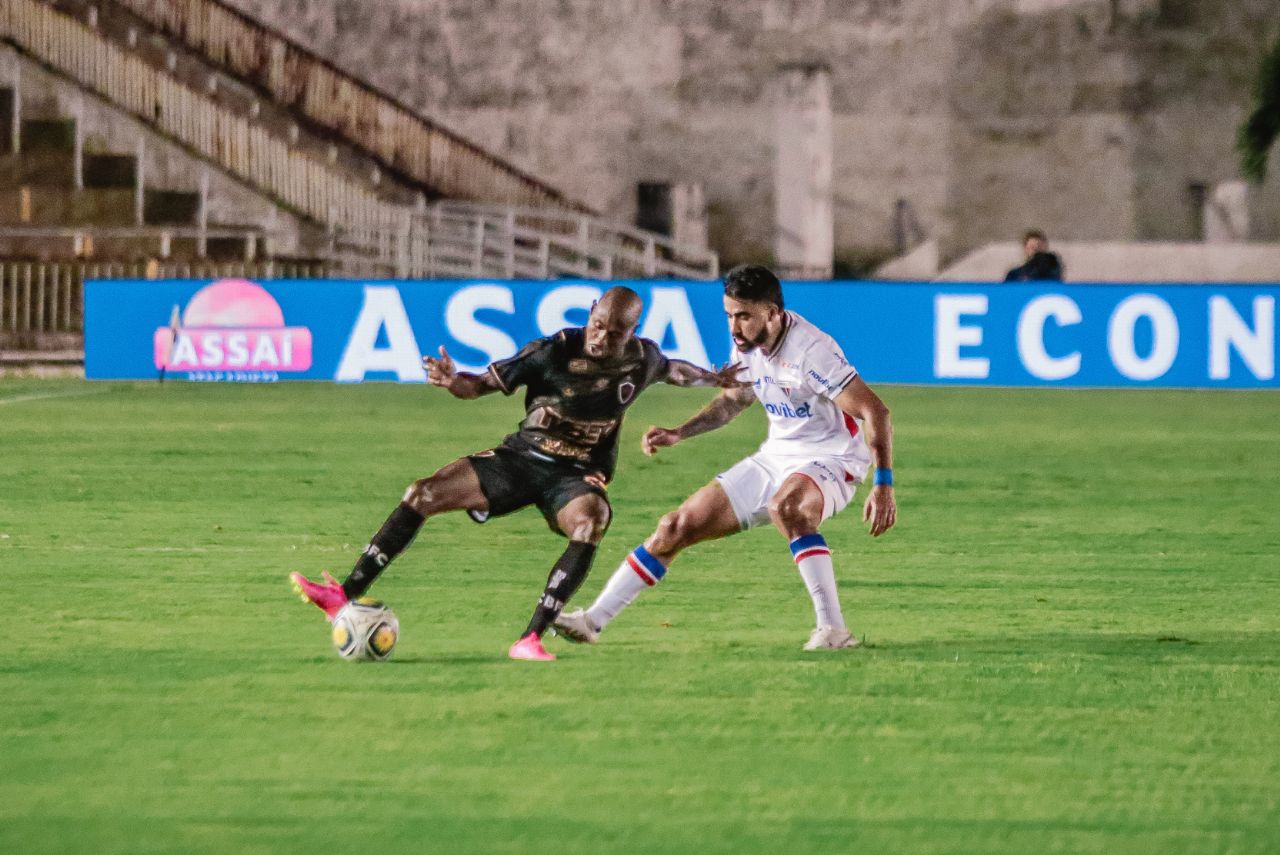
[84,277,1279,388]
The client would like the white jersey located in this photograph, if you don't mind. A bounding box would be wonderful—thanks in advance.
[732,311,870,463]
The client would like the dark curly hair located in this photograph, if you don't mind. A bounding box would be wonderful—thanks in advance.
[722,264,783,309]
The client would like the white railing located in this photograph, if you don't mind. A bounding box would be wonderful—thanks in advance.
[1,0,719,280]
[327,203,719,280]
[1,0,394,231]
[0,258,327,337]
[435,202,720,278]
[0,224,271,259]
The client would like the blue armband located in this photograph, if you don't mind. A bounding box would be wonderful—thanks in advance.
[873,467,893,487]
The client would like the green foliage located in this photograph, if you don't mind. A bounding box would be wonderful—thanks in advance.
[1239,34,1280,183]
[1,379,1278,854]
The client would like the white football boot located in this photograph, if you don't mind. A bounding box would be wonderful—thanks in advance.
[803,625,860,651]
[552,609,601,644]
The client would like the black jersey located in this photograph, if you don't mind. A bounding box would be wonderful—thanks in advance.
[486,328,670,479]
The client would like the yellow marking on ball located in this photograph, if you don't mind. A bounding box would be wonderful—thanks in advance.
[371,625,397,654]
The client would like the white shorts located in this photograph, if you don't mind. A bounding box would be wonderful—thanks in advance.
[715,451,868,531]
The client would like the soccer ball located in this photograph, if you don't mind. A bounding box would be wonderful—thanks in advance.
[331,599,399,661]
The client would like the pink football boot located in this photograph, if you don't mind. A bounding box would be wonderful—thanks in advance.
[508,632,556,661]
[289,571,348,621]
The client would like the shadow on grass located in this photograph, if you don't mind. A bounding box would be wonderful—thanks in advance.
[854,630,1280,662]
[386,655,509,666]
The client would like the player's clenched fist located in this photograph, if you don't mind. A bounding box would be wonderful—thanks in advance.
[642,426,681,456]
[423,346,456,388]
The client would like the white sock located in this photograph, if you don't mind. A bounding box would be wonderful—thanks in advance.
[790,534,846,629]
[585,545,667,630]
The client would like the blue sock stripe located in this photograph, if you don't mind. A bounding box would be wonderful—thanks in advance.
[789,534,828,555]
[632,545,668,580]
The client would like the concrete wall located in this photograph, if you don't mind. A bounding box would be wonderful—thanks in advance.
[224,0,1280,266]
[938,240,1280,283]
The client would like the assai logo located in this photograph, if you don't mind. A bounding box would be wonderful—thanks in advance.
[153,278,313,381]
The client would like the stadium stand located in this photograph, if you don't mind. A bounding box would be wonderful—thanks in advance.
[0,0,717,350]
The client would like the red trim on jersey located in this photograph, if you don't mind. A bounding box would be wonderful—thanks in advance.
[843,412,860,438]
[794,548,832,563]
[626,554,657,587]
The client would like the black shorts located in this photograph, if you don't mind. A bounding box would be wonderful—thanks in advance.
[465,444,610,535]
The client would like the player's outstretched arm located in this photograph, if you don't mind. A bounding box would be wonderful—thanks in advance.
[663,359,750,389]
[642,385,756,456]
[422,346,502,400]
[833,377,897,537]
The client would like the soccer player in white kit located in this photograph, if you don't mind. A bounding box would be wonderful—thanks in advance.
[555,265,897,650]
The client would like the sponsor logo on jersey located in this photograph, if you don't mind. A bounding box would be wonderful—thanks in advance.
[764,401,813,418]
[810,461,841,482]
[807,369,839,391]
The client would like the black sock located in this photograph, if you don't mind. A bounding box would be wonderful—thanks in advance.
[342,503,426,599]
[524,541,597,637]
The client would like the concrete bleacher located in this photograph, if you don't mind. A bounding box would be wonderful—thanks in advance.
[0,79,266,262]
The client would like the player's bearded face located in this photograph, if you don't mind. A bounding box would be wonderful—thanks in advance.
[724,297,780,352]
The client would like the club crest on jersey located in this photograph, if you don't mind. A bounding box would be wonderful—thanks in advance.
[617,380,636,404]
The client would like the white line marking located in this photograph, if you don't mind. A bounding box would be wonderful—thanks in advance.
[0,388,110,407]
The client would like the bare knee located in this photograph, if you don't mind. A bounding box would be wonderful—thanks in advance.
[562,507,611,543]
[768,489,822,535]
[556,494,612,543]
[649,509,696,554]
[402,476,443,516]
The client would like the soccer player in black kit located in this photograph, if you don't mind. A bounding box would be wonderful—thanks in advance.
[291,286,745,660]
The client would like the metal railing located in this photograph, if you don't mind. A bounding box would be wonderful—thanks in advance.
[0,224,270,259]
[328,203,720,280]
[0,258,326,337]
[105,0,589,212]
[436,202,719,278]
[1,1,718,280]
[2,0,393,230]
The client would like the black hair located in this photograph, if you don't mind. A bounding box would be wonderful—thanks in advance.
[723,264,784,309]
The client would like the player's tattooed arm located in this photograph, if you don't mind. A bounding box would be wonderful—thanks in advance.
[663,359,750,389]
[641,386,755,456]
[833,377,897,537]
[422,346,502,399]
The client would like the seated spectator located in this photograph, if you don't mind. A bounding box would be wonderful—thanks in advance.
[1005,229,1064,281]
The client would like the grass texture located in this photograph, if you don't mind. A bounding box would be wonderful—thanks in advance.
[1,379,1277,854]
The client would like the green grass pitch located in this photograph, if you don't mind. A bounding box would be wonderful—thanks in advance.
[1,377,1277,854]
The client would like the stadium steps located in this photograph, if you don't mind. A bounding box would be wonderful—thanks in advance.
[95,0,584,212]
[0,81,276,262]
[1,0,718,279]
